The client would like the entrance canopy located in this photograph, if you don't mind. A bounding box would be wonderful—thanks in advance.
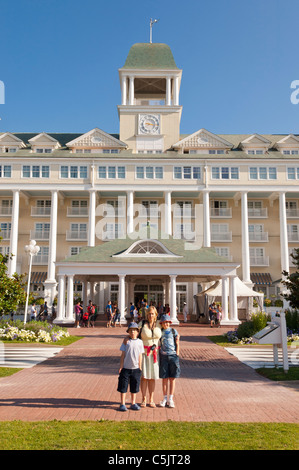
[55,229,240,325]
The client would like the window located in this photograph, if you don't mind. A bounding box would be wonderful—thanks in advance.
[0,165,12,178]
[287,167,299,180]
[215,247,231,259]
[98,166,125,179]
[22,165,49,178]
[211,167,239,180]
[283,150,299,155]
[247,149,264,155]
[104,223,123,240]
[60,165,88,178]
[173,166,201,180]
[35,148,52,153]
[135,166,163,179]
[70,247,83,256]
[249,167,277,180]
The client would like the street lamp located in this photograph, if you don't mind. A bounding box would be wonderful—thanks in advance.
[24,240,40,324]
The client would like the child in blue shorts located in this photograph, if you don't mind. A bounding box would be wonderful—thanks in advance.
[117,322,144,411]
[158,314,180,408]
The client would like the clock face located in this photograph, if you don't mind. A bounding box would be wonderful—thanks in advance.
[139,114,160,135]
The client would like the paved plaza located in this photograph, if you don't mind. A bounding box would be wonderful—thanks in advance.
[0,323,298,423]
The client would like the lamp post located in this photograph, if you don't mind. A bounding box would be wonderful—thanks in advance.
[24,240,40,324]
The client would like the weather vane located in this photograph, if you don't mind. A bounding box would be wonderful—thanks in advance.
[150,18,159,44]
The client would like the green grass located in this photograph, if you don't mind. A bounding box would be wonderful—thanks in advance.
[0,335,82,346]
[0,367,22,378]
[0,421,297,450]
[256,367,299,381]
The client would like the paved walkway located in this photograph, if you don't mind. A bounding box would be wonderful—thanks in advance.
[0,324,298,423]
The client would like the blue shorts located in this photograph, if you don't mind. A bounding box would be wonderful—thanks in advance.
[117,368,142,394]
[159,354,180,379]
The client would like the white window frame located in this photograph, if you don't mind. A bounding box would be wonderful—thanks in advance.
[211,166,239,180]
[249,166,277,180]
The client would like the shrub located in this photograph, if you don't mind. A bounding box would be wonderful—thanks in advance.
[285,309,299,333]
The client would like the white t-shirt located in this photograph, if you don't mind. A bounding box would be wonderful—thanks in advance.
[120,338,144,369]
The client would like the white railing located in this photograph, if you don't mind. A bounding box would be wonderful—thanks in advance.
[31,207,51,216]
[0,207,12,216]
[30,230,50,240]
[66,230,88,241]
[288,233,299,242]
[0,230,11,239]
[286,209,299,218]
[248,208,268,218]
[250,256,269,266]
[210,208,232,218]
[211,232,232,242]
[249,232,269,242]
[173,208,195,218]
[67,207,89,217]
[32,255,49,265]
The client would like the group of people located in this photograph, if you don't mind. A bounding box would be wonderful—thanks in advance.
[75,300,98,328]
[117,306,181,412]
[30,301,55,321]
[105,300,121,328]
[208,302,222,327]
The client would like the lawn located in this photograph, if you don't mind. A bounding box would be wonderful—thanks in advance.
[0,421,297,450]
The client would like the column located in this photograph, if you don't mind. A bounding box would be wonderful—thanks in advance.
[229,275,239,323]
[203,191,211,247]
[66,275,74,322]
[121,76,127,105]
[164,190,172,236]
[118,274,126,324]
[241,192,251,283]
[127,190,134,234]
[54,274,65,323]
[166,77,171,105]
[279,192,289,274]
[88,190,96,246]
[169,274,179,324]
[8,189,20,276]
[47,190,58,281]
[221,276,229,323]
[129,76,134,105]
[173,76,179,105]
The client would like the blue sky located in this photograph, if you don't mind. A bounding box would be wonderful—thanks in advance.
[1,0,299,136]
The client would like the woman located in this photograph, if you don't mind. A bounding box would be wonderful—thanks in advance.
[138,306,162,408]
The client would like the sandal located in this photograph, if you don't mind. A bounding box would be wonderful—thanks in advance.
[140,398,147,408]
[149,402,156,408]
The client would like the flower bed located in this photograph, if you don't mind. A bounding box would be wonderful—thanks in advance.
[0,321,70,343]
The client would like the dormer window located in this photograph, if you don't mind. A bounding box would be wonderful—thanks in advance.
[28,133,61,153]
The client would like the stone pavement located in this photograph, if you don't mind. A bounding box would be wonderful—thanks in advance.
[0,323,298,423]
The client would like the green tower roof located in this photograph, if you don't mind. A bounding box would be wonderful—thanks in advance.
[122,43,179,70]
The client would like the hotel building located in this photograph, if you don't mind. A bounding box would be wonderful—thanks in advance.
[0,43,297,324]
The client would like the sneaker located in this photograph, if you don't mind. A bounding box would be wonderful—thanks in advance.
[168,399,175,408]
[130,404,141,411]
[119,404,127,412]
[160,398,167,407]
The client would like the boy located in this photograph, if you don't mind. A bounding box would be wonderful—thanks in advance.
[159,314,180,408]
[117,322,144,411]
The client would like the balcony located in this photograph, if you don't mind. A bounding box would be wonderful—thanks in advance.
[173,208,195,218]
[139,208,161,219]
[248,208,268,218]
[210,208,232,218]
[66,230,88,241]
[250,256,269,266]
[0,230,11,240]
[103,207,126,218]
[67,206,89,217]
[31,207,51,217]
[30,230,50,240]
[211,231,232,242]
[286,209,299,218]
[249,232,269,242]
[288,232,299,242]
[32,255,49,265]
[0,207,12,216]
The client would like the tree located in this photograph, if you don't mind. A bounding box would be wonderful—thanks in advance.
[281,248,299,309]
[0,251,27,315]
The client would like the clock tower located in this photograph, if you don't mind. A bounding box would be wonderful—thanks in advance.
[118,43,182,152]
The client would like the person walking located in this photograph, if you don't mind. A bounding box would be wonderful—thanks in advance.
[75,300,82,328]
[183,302,188,323]
[158,314,180,408]
[105,300,113,328]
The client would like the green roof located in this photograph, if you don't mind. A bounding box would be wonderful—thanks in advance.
[122,43,179,70]
[61,229,230,264]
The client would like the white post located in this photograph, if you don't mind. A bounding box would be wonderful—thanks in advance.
[166,77,171,105]
[173,76,179,105]
[66,275,74,322]
[164,190,172,236]
[48,190,58,281]
[121,75,127,105]
[119,274,126,324]
[229,276,239,323]
[8,190,20,276]
[56,274,65,323]
[127,190,134,234]
[241,192,251,283]
[221,276,229,323]
[24,240,40,324]
[279,192,289,274]
[88,190,96,246]
[129,76,134,105]
[203,191,211,247]
[169,275,179,324]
